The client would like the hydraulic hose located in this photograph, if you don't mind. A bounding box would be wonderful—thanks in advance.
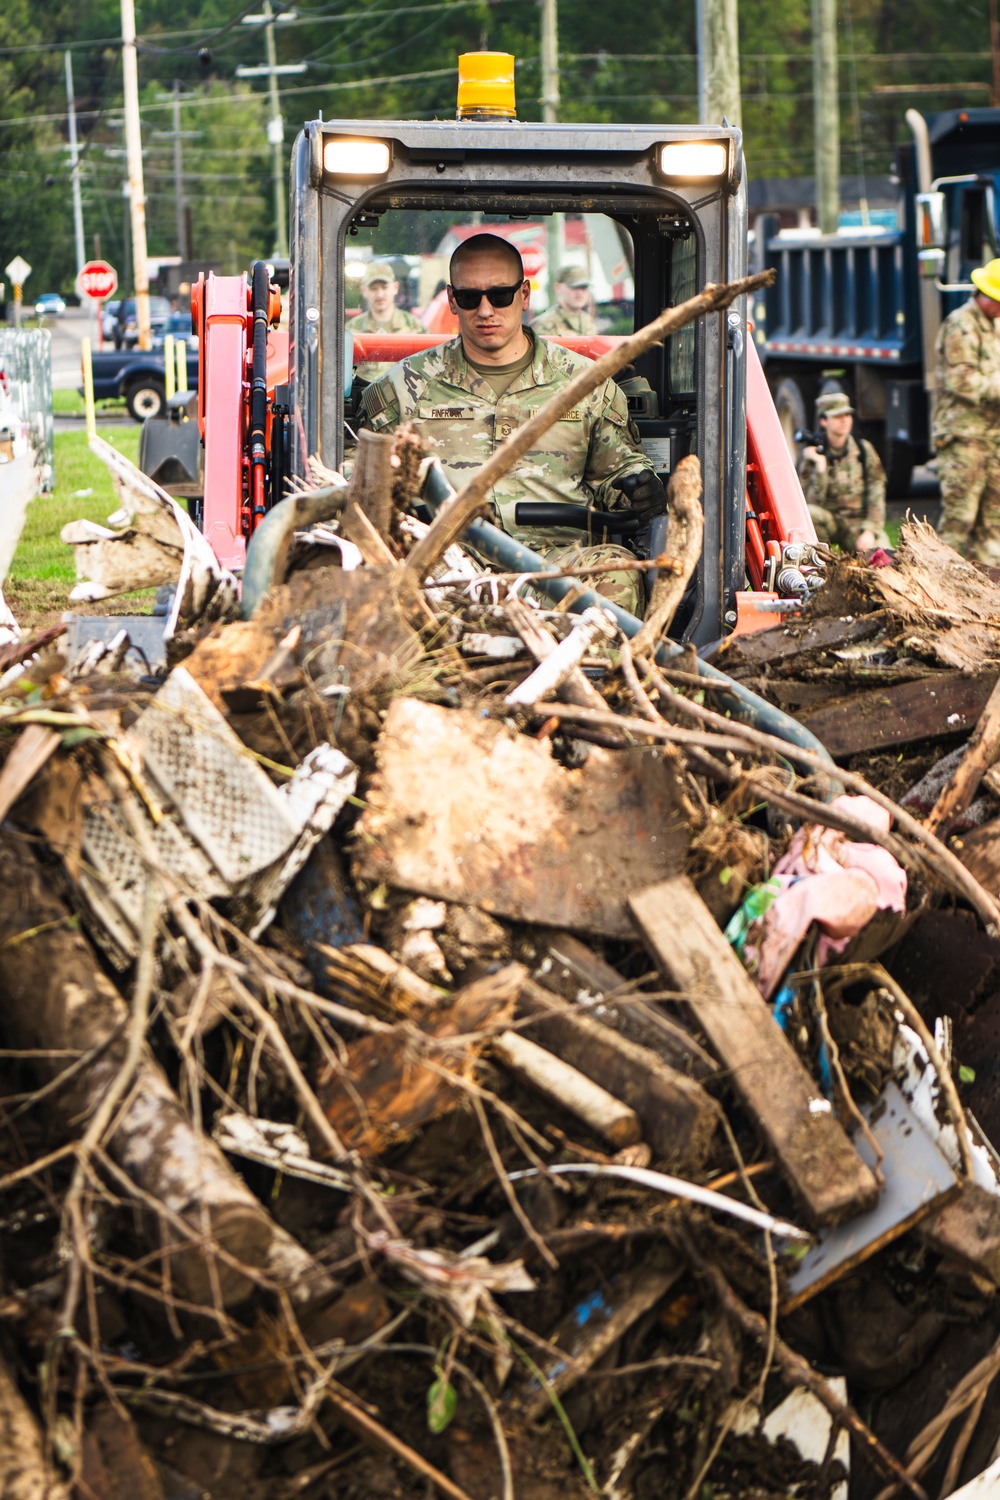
[240,462,834,765]
[421,461,834,763]
[248,260,272,526]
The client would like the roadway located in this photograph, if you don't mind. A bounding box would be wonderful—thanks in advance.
[44,305,131,432]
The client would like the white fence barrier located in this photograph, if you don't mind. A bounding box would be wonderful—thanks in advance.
[0,329,53,491]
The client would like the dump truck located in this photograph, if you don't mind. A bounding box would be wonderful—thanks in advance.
[178,52,817,650]
[756,106,1000,496]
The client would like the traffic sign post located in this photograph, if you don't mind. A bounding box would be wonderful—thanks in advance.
[5,256,31,330]
[76,261,118,302]
[77,262,118,350]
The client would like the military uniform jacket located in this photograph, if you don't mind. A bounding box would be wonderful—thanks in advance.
[934,297,1000,448]
[350,305,424,334]
[358,333,647,539]
[530,305,597,337]
[800,435,887,538]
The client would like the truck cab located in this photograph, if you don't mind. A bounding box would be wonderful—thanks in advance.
[191,60,813,647]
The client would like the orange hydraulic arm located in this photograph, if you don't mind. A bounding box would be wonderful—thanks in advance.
[191,269,287,573]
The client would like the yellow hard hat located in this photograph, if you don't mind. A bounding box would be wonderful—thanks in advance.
[971,259,1000,303]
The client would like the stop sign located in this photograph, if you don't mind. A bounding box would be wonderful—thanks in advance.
[77,260,118,301]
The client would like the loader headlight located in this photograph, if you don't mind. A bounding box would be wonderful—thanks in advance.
[658,142,728,180]
[323,138,391,177]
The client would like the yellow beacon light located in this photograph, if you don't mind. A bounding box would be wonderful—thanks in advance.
[456,52,516,119]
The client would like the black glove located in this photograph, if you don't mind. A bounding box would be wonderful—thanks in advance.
[611,467,667,522]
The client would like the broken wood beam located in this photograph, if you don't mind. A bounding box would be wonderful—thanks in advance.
[0,830,332,1310]
[919,1181,1000,1286]
[540,930,717,1080]
[926,674,1000,837]
[504,595,610,714]
[346,428,394,541]
[631,453,704,657]
[492,1030,642,1147]
[517,975,719,1170]
[315,964,523,1157]
[629,876,880,1226]
[519,1261,682,1421]
[504,606,616,710]
[796,670,1000,759]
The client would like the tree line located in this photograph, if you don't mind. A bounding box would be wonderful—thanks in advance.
[1,0,995,295]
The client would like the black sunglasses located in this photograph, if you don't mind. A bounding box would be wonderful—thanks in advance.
[449,280,525,311]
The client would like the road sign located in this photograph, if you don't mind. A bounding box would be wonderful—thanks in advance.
[77,260,118,301]
[5,256,31,286]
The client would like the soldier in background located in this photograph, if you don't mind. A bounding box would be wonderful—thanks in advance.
[531,265,597,337]
[800,392,887,552]
[359,233,662,615]
[350,262,424,384]
[933,258,1000,563]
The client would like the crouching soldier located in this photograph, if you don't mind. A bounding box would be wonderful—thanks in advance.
[799,392,888,552]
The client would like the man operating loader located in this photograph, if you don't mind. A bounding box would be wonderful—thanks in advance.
[358,233,664,615]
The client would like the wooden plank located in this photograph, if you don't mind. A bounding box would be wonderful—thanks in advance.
[517,976,718,1170]
[715,610,887,671]
[520,1262,682,1421]
[796,670,999,758]
[782,1081,958,1312]
[541,930,717,1080]
[629,876,879,1227]
[919,1181,1000,1285]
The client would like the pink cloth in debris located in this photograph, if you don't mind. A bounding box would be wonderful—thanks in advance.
[748,795,907,1000]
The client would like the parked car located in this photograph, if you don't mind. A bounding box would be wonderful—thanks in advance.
[151,311,198,350]
[34,292,66,317]
[112,296,172,349]
[101,300,121,341]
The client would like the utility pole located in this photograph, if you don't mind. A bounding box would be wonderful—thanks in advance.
[64,51,86,275]
[697,0,741,126]
[239,4,305,260]
[153,82,198,260]
[120,0,152,349]
[540,0,563,309]
[813,0,840,234]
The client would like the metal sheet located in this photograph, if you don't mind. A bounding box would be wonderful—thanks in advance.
[783,1080,959,1311]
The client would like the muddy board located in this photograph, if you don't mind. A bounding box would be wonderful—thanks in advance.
[355,698,689,938]
[796,670,1000,758]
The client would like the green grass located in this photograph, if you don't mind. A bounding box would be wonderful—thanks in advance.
[52,389,126,417]
[6,422,156,631]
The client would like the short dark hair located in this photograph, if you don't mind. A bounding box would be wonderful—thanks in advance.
[449,232,524,287]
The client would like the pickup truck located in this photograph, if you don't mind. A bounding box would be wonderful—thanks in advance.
[84,345,199,421]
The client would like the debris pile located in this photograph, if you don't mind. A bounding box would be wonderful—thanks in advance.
[5,441,1000,1500]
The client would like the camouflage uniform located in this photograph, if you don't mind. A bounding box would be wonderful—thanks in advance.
[349,304,425,385]
[531,304,597,337]
[933,296,1000,563]
[358,332,650,614]
[800,436,887,550]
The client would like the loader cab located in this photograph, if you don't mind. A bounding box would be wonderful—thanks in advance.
[285,113,747,644]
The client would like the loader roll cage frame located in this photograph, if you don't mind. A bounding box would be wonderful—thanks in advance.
[285,118,748,646]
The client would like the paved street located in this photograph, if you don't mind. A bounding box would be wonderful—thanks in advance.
[44,304,103,390]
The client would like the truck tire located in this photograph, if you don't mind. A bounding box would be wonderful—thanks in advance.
[883,439,914,500]
[125,377,166,422]
[774,377,808,461]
